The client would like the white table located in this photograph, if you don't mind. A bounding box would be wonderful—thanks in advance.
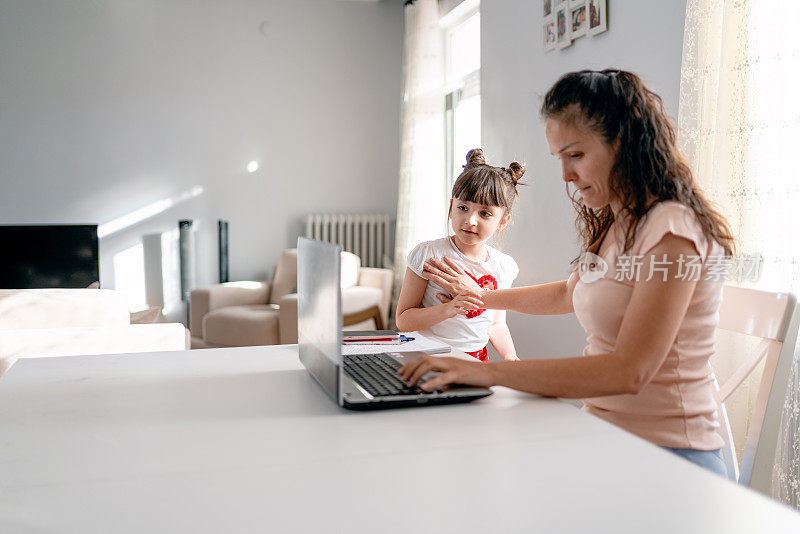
[1,346,798,533]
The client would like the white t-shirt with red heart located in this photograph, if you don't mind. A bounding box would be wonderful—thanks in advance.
[406,236,519,353]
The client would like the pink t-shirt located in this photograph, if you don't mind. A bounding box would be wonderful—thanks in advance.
[571,201,725,450]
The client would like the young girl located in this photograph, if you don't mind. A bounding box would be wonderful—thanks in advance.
[395,148,524,362]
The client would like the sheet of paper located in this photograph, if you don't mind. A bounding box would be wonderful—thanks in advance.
[341,331,450,355]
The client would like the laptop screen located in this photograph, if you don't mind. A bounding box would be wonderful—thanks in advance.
[297,237,342,403]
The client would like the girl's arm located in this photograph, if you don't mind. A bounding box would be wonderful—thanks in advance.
[487,310,519,361]
[401,234,698,398]
[424,257,576,315]
[395,268,482,332]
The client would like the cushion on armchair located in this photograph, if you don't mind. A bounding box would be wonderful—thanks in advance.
[189,281,270,339]
[341,286,383,315]
[340,251,360,289]
[268,249,297,305]
[203,304,280,346]
[268,248,360,306]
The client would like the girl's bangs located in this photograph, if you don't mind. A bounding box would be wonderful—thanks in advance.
[453,173,506,208]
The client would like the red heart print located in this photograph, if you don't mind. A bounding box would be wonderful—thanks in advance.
[464,272,497,318]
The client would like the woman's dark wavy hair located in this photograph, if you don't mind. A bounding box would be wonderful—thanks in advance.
[541,69,735,258]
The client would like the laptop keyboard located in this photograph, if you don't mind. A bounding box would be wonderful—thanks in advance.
[343,353,434,397]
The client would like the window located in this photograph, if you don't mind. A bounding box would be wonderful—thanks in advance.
[442,3,480,191]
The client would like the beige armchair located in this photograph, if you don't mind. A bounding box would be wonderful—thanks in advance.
[189,248,393,348]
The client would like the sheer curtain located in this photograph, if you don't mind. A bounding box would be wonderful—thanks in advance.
[679,0,800,507]
[393,0,448,311]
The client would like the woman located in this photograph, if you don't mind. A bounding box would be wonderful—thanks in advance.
[399,69,735,475]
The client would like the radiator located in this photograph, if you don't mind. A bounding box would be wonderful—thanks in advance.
[304,214,394,269]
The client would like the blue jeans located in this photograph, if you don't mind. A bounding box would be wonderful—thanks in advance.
[661,446,728,477]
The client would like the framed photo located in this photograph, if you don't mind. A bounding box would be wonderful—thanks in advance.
[544,0,553,18]
[556,3,571,49]
[570,2,588,38]
[543,19,557,52]
[588,0,608,36]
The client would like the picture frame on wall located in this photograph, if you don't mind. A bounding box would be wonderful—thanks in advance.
[544,0,553,17]
[556,3,571,49]
[588,0,608,36]
[570,1,588,39]
[544,19,557,52]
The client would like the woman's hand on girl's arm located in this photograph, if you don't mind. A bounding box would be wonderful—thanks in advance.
[395,268,482,332]
[488,311,519,361]
[425,256,575,316]
[423,257,482,296]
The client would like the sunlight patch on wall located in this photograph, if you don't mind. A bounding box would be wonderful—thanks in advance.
[113,243,146,312]
[98,186,204,239]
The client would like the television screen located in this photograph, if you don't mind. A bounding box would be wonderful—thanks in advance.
[0,225,99,289]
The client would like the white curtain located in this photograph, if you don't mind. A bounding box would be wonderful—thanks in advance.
[393,0,448,312]
[679,0,800,507]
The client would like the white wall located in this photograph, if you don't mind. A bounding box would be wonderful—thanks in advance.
[481,0,687,358]
[0,0,402,319]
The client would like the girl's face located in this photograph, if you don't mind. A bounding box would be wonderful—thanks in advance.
[545,117,618,210]
[449,199,510,247]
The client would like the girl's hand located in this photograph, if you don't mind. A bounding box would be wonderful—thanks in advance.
[435,289,484,305]
[442,292,483,318]
[423,257,482,296]
[435,293,453,304]
[399,355,494,390]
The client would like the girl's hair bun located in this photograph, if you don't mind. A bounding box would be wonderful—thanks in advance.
[506,161,526,185]
[452,149,525,219]
[465,148,486,167]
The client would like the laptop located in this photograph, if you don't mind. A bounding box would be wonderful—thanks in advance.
[297,237,493,410]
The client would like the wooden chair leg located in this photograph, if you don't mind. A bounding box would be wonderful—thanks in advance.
[343,305,384,330]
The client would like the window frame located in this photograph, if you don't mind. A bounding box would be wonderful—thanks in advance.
[441,1,481,193]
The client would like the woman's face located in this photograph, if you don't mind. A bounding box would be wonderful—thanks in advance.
[545,117,618,210]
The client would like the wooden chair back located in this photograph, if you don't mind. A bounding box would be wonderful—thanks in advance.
[714,285,800,495]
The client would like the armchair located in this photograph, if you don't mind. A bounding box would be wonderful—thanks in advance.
[189,249,392,348]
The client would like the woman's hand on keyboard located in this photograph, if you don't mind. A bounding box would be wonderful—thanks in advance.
[398,355,493,391]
